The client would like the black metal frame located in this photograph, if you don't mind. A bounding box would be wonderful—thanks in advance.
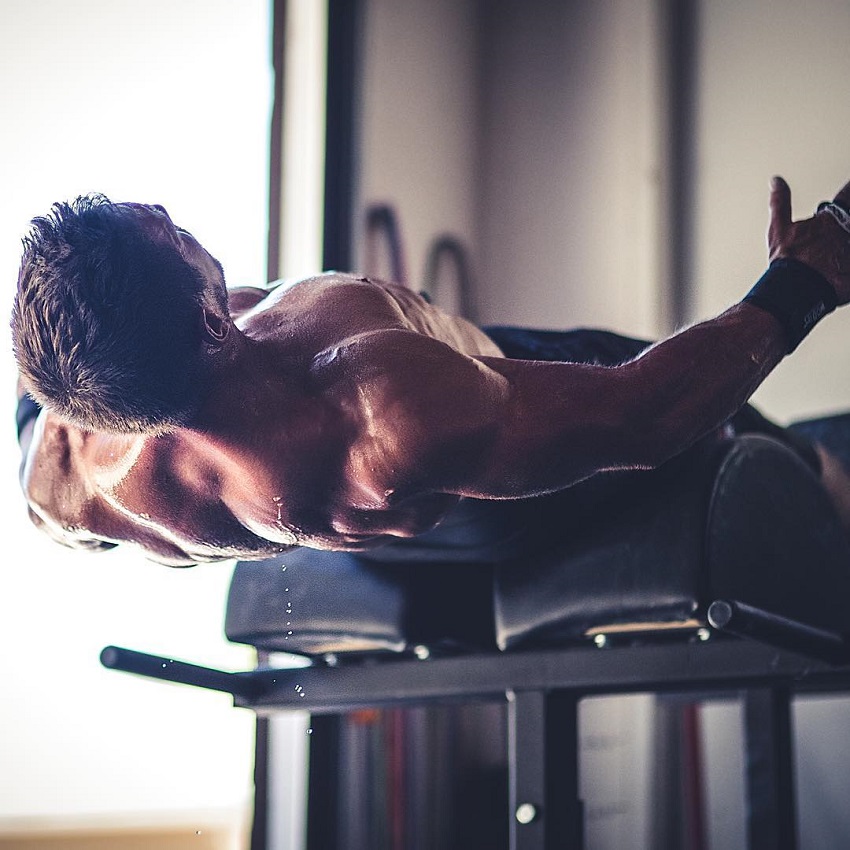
[322,0,360,274]
[102,599,850,850]
[744,687,797,850]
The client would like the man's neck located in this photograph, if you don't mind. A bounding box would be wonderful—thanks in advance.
[190,331,301,437]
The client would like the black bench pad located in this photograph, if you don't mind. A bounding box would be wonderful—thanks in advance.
[225,431,850,658]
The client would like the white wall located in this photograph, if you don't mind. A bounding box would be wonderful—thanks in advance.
[692,0,850,423]
[355,0,666,332]
[693,3,850,847]
[0,0,271,839]
[476,0,666,338]
[354,0,481,302]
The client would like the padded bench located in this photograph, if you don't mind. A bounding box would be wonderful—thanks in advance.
[103,420,850,850]
[225,431,850,658]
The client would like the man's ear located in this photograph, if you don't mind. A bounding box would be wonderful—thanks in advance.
[202,308,230,345]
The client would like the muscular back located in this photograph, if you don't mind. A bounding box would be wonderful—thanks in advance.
[20,274,504,564]
[233,273,500,357]
[19,177,850,565]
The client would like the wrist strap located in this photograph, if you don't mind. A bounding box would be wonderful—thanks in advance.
[743,257,837,353]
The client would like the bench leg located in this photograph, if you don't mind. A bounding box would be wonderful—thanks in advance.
[508,689,583,850]
[744,687,797,850]
[306,714,342,850]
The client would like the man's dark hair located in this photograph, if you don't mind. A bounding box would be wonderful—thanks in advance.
[11,194,212,434]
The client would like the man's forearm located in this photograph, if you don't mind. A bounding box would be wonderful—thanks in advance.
[622,301,786,464]
[462,175,850,499]
[459,300,788,499]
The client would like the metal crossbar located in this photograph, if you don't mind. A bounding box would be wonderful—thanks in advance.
[102,601,850,850]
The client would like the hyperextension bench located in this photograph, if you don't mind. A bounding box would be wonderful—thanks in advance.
[102,417,850,850]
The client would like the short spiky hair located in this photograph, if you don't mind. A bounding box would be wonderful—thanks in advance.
[11,194,209,434]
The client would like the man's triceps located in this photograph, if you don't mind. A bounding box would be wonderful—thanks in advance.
[430,356,634,499]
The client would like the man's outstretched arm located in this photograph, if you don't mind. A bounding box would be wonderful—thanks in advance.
[398,177,850,499]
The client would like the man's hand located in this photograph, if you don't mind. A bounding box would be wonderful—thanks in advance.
[769,176,850,304]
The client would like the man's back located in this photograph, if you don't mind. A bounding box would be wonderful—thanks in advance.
[16,179,850,565]
[20,274,503,564]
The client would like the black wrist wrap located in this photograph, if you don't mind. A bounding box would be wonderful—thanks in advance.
[743,257,838,353]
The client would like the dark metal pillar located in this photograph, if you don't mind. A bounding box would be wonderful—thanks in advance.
[744,687,798,850]
[306,713,342,850]
[508,689,583,850]
[322,0,360,273]
[659,0,698,331]
[266,0,287,283]
[250,655,272,850]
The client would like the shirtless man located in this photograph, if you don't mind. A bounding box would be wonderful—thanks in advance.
[12,178,850,566]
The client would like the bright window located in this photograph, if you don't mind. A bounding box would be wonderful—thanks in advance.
[0,0,271,831]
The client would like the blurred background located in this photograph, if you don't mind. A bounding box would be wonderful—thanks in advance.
[2,1,850,849]
[345,4,850,848]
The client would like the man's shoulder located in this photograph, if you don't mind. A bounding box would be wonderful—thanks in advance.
[23,414,145,492]
[227,286,269,318]
[313,328,502,437]
[315,327,458,371]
